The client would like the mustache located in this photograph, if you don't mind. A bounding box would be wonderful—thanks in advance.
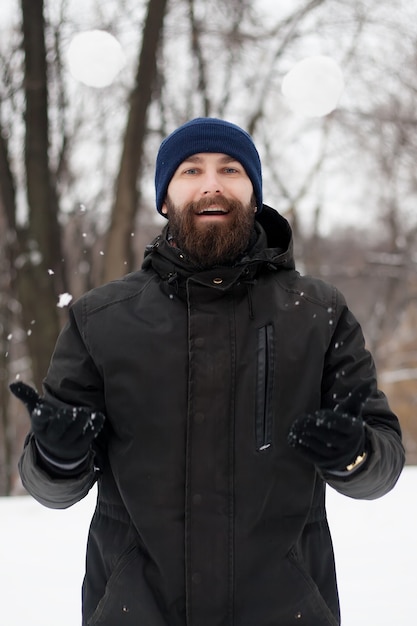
[188,195,235,214]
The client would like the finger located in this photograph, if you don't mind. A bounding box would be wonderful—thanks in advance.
[45,407,105,444]
[336,380,374,416]
[9,381,41,414]
[288,412,362,451]
[288,415,318,447]
[289,427,345,454]
[43,407,78,442]
[44,406,93,442]
[288,411,335,437]
[31,403,56,433]
[310,411,363,435]
[82,411,105,437]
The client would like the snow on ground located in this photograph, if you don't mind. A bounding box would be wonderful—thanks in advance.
[1,467,416,626]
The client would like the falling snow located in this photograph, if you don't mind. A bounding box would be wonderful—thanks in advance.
[57,293,73,308]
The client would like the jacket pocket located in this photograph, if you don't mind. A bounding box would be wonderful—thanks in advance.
[286,547,339,626]
[255,324,275,452]
[87,543,167,626]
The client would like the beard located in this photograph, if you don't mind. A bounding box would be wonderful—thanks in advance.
[164,194,256,268]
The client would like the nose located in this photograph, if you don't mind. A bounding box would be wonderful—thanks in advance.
[200,170,223,196]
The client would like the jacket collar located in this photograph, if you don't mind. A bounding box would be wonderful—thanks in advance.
[142,204,295,283]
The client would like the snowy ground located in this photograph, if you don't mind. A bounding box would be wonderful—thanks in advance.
[1,467,415,626]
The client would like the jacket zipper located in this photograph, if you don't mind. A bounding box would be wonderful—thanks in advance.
[255,324,275,451]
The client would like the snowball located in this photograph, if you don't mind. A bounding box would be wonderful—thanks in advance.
[66,30,126,88]
[281,55,344,117]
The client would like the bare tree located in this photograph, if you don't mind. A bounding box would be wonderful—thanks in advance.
[0,199,15,495]
[15,0,65,390]
[103,0,168,282]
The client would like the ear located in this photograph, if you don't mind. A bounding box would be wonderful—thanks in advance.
[161,203,168,215]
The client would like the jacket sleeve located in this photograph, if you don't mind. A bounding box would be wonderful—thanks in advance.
[18,303,105,509]
[321,296,405,500]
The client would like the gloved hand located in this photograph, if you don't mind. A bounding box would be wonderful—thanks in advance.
[10,381,105,464]
[287,381,372,472]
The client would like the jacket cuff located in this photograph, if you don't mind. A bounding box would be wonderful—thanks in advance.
[34,439,90,475]
[18,435,97,509]
[324,451,368,477]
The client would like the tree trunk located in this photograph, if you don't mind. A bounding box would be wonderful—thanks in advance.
[103,0,168,283]
[20,0,64,390]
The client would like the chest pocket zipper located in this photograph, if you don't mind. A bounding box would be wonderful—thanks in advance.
[255,324,275,452]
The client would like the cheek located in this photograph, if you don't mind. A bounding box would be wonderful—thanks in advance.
[238,178,254,199]
[166,179,196,204]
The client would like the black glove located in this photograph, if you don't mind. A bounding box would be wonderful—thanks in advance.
[287,381,372,472]
[10,381,105,465]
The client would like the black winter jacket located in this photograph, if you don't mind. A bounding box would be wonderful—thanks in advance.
[19,206,405,626]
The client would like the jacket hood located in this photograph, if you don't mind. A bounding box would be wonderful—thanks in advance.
[252,204,294,269]
[143,204,295,282]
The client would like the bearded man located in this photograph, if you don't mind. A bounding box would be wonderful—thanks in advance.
[11,118,404,626]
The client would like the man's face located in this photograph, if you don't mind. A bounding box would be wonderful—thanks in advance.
[161,153,256,267]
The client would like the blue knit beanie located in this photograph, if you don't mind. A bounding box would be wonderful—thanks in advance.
[155,117,263,215]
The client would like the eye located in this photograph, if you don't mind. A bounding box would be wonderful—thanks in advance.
[183,167,199,175]
[221,160,243,174]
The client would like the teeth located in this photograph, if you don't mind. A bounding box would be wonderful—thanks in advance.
[198,208,227,214]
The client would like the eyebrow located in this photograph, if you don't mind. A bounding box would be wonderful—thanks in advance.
[182,154,240,164]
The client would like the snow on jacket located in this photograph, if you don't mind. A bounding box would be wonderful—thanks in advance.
[19,206,405,626]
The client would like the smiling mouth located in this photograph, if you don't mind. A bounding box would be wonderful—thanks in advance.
[196,207,229,215]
